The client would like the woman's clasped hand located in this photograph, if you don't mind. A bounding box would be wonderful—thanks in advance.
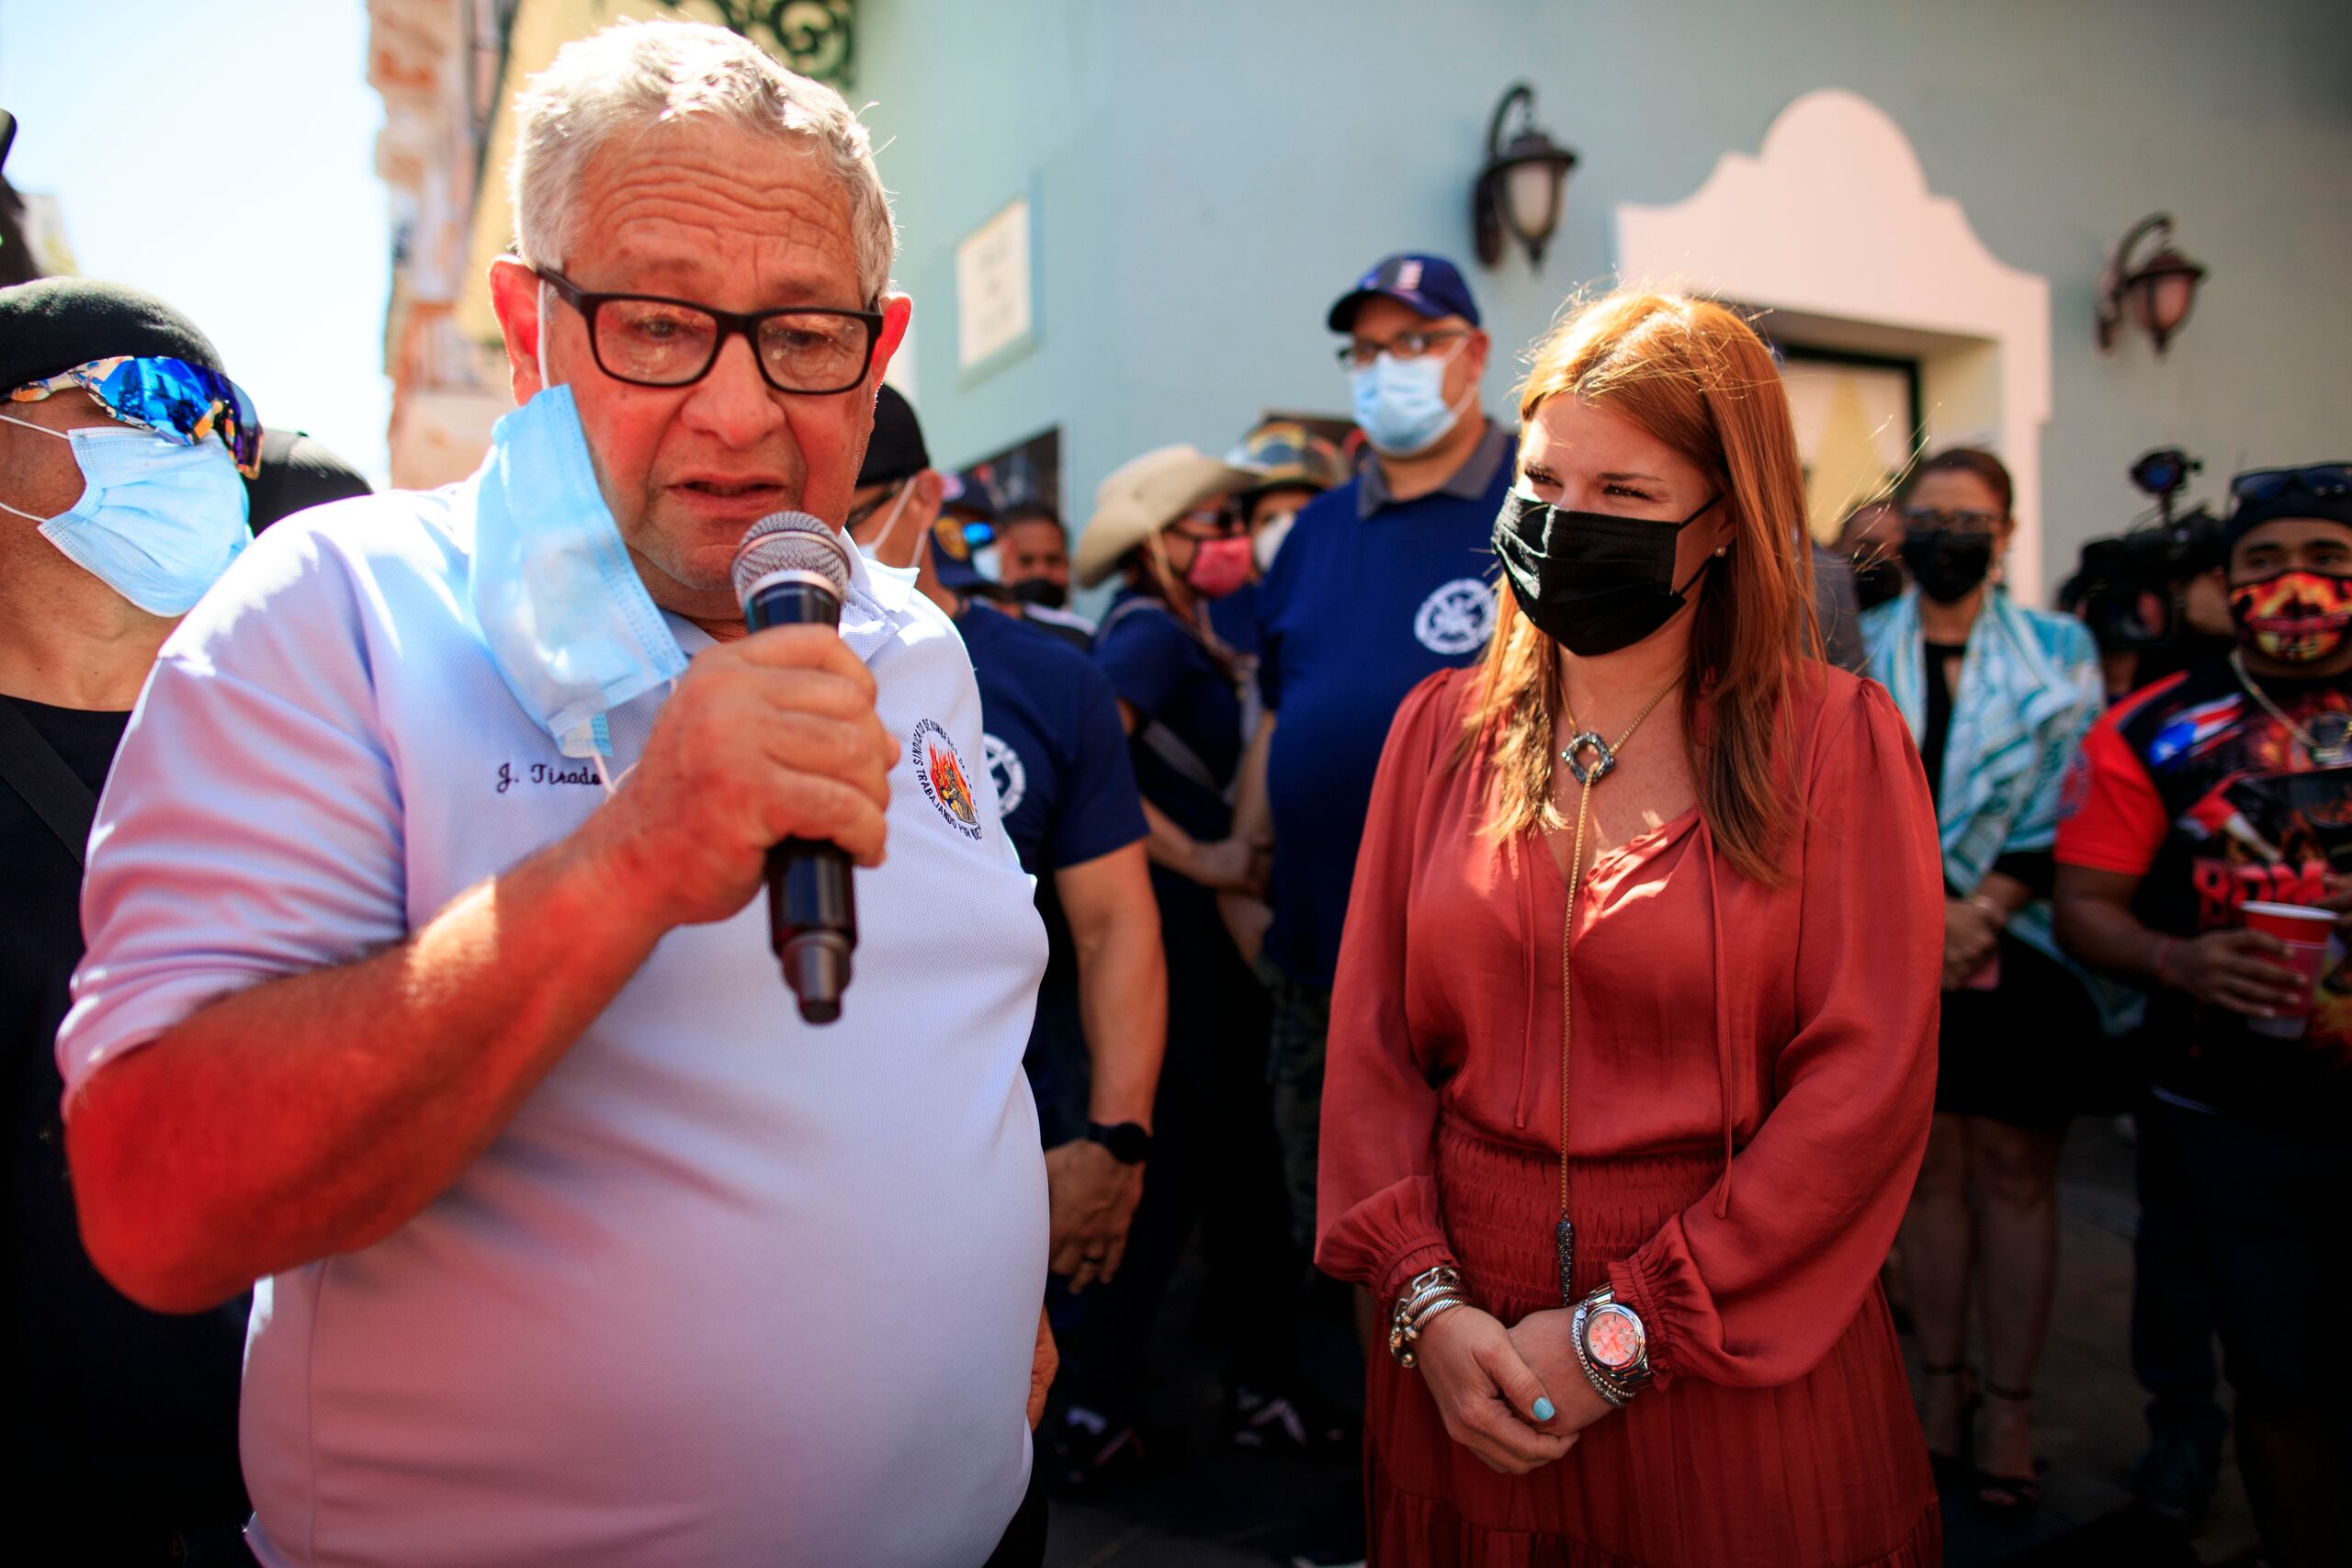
[1409,1304,1615,1474]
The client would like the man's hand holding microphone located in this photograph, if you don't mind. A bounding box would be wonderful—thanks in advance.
[577,516,895,992]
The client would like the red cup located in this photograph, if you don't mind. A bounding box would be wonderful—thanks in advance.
[2240,900,2336,1038]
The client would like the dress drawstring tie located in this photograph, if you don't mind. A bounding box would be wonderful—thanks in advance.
[1701,818,1736,1219]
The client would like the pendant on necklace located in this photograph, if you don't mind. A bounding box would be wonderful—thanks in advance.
[1560,732,1616,786]
[2312,714,2352,766]
[1555,1215,1577,1305]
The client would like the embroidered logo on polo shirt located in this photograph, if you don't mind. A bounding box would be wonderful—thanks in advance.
[912,718,984,839]
[983,731,1026,818]
[1414,578,1496,655]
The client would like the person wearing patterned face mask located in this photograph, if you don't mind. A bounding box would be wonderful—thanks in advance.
[2057,464,2352,1562]
[0,276,260,1566]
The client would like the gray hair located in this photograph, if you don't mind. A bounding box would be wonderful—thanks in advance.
[508,18,896,302]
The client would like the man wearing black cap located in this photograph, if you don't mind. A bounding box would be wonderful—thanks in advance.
[1229,254,1512,1255]
[2056,466,2352,1564]
[0,277,256,1561]
[848,387,1167,1300]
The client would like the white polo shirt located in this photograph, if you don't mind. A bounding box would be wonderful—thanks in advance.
[57,479,1049,1568]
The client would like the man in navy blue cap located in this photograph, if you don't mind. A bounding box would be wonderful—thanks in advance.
[1223,254,1512,1264]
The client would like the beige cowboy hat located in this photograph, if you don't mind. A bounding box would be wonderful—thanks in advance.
[1074,444,1259,588]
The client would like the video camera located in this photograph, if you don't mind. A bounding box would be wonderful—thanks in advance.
[2064,448,2227,653]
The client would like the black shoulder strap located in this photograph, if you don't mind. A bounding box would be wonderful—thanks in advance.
[0,697,98,866]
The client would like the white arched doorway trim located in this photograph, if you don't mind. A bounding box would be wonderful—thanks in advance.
[1616,89,2054,602]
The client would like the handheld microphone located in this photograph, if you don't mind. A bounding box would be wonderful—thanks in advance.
[730,512,859,1024]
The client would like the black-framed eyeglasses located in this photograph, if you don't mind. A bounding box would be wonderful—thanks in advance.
[1336,328,1468,369]
[537,268,884,395]
[2232,464,2352,505]
[1169,506,1242,539]
[1899,503,2002,535]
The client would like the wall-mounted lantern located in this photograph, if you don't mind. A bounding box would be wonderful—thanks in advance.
[2096,213,2207,356]
[1472,84,1577,270]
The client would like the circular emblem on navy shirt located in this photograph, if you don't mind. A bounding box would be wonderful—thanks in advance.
[1415,577,1497,655]
[983,731,1026,818]
[911,718,984,840]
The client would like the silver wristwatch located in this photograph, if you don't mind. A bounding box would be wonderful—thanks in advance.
[1570,1284,1653,1405]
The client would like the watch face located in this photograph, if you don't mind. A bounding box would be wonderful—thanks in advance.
[1586,1303,1645,1371]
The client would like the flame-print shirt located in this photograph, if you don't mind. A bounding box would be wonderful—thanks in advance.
[2057,657,2352,1126]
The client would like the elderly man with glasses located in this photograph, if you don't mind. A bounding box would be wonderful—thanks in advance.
[57,21,1055,1568]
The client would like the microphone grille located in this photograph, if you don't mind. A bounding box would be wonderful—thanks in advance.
[731,511,854,606]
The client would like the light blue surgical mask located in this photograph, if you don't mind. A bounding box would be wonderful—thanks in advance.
[0,414,251,615]
[466,380,686,763]
[1349,345,1474,457]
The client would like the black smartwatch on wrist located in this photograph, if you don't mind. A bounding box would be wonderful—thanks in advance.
[1085,1121,1152,1165]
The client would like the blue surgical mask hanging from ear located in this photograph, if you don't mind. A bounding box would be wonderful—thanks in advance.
[0,415,251,616]
[1349,342,1474,457]
[468,286,686,762]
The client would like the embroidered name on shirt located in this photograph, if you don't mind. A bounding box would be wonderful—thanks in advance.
[912,718,984,839]
[496,760,603,794]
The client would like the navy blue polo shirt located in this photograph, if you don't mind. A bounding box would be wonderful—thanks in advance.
[960,602,1147,1144]
[1206,581,1261,659]
[958,601,1146,879]
[1257,421,1513,987]
[1093,592,1244,845]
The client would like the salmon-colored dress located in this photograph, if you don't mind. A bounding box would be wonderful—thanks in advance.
[1317,665,1945,1567]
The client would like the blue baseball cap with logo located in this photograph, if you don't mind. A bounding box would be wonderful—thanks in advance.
[933,470,997,590]
[1327,253,1481,333]
[939,468,999,524]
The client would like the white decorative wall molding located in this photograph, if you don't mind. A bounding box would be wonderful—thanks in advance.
[1617,89,2054,601]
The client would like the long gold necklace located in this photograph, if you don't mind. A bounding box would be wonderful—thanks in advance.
[1554,677,1680,1305]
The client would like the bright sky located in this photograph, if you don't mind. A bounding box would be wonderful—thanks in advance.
[0,0,391,486]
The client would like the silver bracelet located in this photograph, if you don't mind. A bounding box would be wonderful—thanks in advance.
[1388,1293,1464,1369]
[1398,1277,1458,1321]
[1389,1265,1468,1369]
[1412,1295,1466,1334]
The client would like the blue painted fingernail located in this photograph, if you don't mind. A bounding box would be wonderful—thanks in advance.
[1532,1397,1555,1421]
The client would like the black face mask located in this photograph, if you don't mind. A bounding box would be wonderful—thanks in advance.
[1007,577,1069,610]
[1852,556,1905,613]
[1492,491,1719,657]
[1899,526,1995,604]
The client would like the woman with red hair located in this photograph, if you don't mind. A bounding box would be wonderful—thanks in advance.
[1317,292,1946,1564]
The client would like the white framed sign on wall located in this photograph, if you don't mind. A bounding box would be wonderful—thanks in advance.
[956,195,1036,379]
